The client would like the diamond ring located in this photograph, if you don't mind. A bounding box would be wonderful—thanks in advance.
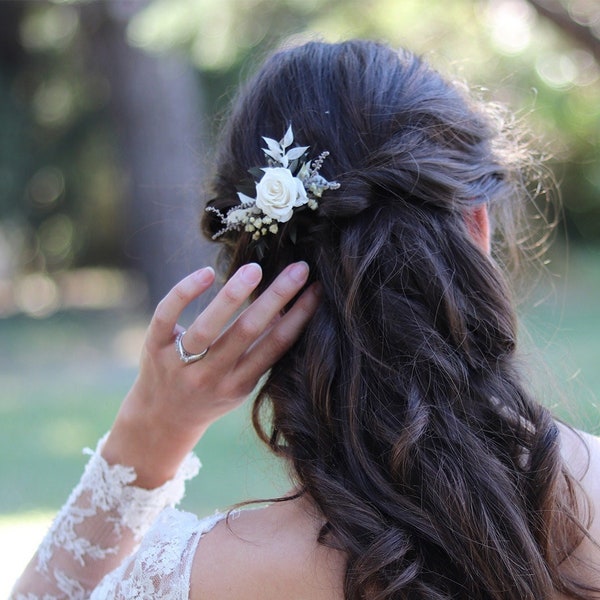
[175,331,209,365]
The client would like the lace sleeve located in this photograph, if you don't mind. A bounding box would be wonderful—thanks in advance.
[89,508,226,600]
[9,435,200,600]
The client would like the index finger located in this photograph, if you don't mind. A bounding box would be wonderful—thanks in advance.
[148,267,216,345]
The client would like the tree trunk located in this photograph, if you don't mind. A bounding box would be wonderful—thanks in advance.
[81,0,217,312]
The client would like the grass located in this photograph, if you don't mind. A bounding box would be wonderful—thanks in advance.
[1,245,599,594]
[516,246,600,431]
[0,310,288,516]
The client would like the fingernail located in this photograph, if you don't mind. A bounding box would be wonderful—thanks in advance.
[289,261,309,283]
[195,267,214,284]
[240,263,262,285]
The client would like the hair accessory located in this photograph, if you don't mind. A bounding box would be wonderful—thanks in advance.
[175,331,209,365]
[206,125,339,254]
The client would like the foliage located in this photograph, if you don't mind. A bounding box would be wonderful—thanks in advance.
[128,0,600,239]
[0,2,124,280]
[0,0,598,289]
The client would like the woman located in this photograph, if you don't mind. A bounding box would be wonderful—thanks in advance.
[11,40,600,599]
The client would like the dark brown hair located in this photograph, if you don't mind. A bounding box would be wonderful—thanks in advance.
[203,40,597,599]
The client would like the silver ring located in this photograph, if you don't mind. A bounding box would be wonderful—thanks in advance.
[175,331,209,365]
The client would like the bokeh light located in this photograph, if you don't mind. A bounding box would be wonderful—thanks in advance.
[27,167,65,211]
[19,4,79,53]
[38,214,74,266]
[32,79,75,127]
[486,0,536,55]
[13,272,60,318]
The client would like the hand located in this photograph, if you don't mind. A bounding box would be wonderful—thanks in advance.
[101,261,318,487]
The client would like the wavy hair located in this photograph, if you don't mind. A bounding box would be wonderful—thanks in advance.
[203,40,597,599]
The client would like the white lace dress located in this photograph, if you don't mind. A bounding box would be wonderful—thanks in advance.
[10,436,226,600]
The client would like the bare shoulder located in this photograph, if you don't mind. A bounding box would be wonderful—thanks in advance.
[189,496,345,600]
[558,423,600,505]
[557,422,600,592]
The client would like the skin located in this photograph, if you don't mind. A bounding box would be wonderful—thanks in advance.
[558,426,600,597]
[100,207,600,599]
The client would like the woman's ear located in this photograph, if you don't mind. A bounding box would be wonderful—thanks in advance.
[464,205,491,254]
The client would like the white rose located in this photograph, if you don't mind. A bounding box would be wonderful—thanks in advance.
[255,167,308,223]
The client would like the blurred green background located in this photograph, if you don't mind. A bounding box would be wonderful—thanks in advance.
[1,0,599,593]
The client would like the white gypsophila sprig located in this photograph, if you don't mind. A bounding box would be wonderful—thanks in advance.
[300,151,340,201]
[206,125,339,245]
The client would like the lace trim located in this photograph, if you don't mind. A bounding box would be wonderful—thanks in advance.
[11,435,200,600]
[89,508,226,599]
